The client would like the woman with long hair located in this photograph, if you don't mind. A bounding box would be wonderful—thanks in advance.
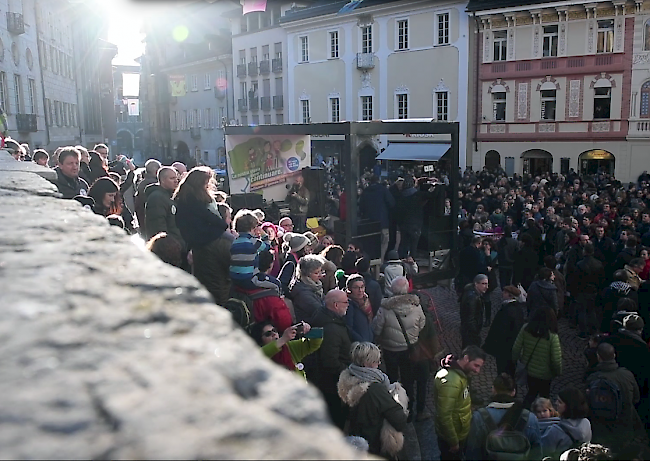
[87,177,121,217]
[320,244,344,293]
[87,150,109,185]
[173,167,228,304]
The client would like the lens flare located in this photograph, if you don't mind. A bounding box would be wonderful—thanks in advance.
[172,25,189,42]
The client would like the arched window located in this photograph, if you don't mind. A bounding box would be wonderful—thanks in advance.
[645,19,650,51]
[641,81,650,118]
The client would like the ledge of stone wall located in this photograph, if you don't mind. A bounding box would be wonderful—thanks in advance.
[0,152,361,459]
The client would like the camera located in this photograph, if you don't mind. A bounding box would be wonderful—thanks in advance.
[293,321,304,337]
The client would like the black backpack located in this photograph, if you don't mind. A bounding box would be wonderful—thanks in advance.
[588,375,623,421]
[227,288,278,330]
[478,404,531,461]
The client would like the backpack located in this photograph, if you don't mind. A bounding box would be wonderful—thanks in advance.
[588,375,623,421]
[228,288,278,330]
[478,405,531,461]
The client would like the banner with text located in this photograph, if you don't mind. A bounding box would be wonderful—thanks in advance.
[226,135,311,193]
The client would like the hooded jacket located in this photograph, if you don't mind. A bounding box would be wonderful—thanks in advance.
[371,294,425,352]
[512,327,562,381]
[382,260,406,297]
[541,417,592,456]
[144,183,185,244]
[337,369,408,456]
[434,357,472,446]
[526,280,558,314]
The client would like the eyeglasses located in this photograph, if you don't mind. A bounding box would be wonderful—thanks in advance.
[262,328,277,337]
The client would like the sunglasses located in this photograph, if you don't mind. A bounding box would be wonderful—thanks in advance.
[263,328,277,337]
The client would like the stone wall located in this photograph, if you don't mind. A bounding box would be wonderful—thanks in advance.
[0,152,362,459]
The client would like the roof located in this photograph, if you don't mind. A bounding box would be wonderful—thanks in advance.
[466,0,555,12]
[281,0,401,24]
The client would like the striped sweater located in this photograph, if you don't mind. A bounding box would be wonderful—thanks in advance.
[230,233,271,282]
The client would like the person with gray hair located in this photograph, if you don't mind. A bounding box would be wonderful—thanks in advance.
[338,342,408,456]
[460,274,488,348]
[135,159,163,236]
[372,276,428,420]
[290,255,326,324]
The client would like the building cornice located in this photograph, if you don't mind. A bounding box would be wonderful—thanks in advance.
[160,54,232,73]
[471,0,622,16]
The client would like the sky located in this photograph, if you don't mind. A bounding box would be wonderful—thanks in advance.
[106,0,149,66]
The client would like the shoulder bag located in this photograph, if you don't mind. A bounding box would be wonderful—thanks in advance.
[515,336,541,387]
[393,311,426,363]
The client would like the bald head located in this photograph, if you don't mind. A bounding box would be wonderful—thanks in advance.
[597,342,616,362]
[171,162,187,178]
[144,159,162,176]
[325,289,348,316]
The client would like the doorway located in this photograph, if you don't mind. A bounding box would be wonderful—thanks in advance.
[579,150,615,175]
[522,149,553,176]
[485,150,501,171]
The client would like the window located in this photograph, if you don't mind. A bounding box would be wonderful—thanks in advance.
[262,45,270,61]
[397,20,408,50]
[204,73,211,90]
[264,114,272,125]
[597,20,614,53]
[218,107,225,128]
[361,96,373,121]
[241,115,248,126]
[240,81,247,99]
[171,111,177,131]
[189,109,196,128]
[250,47,258,62]
[594,86,611,119]
[540,89,556,120]
[645,19,650,51]
[396,93,408,119]
[239,50,246,65]
[182,110,188,130]
[543,25,558,57]
[300,36,309,62]
[436,92,448,121]
[329,31,339,58]
[13,74,23,114]
[301,99,310,123]
[276,113,284,124]
[252,114,259,125]
[191,75,198,91]
[72,104,77,126]
[62,102,68,125]
[196,109,201,127]
[274,42,282,59]
[49,100,55,126]
[437,13,450,45]
[361,25,372,53]
[493,92,506,121]
[0,72,7,112]
[54,101,60,125]
[44,99,50,125]
[204,108,211,128]
[330,97,340,122]
[641,81,650,118]
[51,46,58,74]
[493,31,507,61]
[28,79,36,114]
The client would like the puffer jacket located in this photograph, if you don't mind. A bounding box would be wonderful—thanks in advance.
[512,327,562,380]
[434,359,472,446]
[290,279,326,326]
[541,418,592,457]
[382,260,406,297]
[526,280,558,314]
[372,294,425,352]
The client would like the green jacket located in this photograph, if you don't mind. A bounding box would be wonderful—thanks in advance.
[434,364,472,446]
[262,338,323,380]
[512,326,562,380]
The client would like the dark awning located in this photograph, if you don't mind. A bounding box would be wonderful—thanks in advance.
[377,143,451,162]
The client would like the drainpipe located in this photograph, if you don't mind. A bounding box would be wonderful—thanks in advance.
[33,0,50,147]
[473,12,480,154]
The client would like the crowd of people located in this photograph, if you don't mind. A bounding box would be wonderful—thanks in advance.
[7,137,650,460]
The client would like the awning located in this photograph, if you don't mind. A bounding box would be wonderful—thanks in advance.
[377,143,450,162]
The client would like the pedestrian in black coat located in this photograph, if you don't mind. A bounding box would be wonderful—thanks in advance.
[483,286,526,376]
[456,236,486,296]
[460,276,488,348]
[513,233,539,291]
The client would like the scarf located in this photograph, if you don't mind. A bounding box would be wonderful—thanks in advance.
[300,275,324,298]
[348,364,390,389]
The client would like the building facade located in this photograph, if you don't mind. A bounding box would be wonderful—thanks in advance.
[468,0,639,180]
[114,64,144,161]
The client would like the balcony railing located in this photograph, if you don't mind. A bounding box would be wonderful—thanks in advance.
[356,52,375,69]
[236,64,247,78]
[7,12,24,35]
[482,54,624,78]
[248,61,258,77]
[190,127,201,139]
[16,114,37,132]
[259,60,270,75]
[273,95,283,110]
[272,58,282,73]
[261,96,271,111]
[249,97,259,110]
[238,98,248,111]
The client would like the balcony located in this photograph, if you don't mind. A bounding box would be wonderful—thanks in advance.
[261,96,271,111]
[272,58,283,73]
[190,127,201,139]
[238,98,248,111]
[481,54,625,79]
[236,64,247,78]
[628,119,650,138]
[273,95,283,110]
[214,86,226,100]
[249,97,259,111]
[248,62,258,77]
[7,12,25,35]
[16,114,37,132]
[356,52,375,70]
[259,60,270,75]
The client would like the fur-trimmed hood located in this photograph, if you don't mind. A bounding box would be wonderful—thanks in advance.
[338,368,372,407]
[381,293,420,316]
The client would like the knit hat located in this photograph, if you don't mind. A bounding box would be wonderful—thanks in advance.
[283,232,309,253]
[261,221,277,235]
[502,285,521,298]
[624,313,644,331]
[303,231,318,246]
[386,250,400,261]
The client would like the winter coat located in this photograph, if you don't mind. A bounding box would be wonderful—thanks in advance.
[345,297,374,343]
[434,361,472,446]
[262,337,323,380]
[134,175,157,234]
[541,418,591,457]
[309,308,352,395]
[290,279,326,326]
[483,300,526,364]
[175,196,227,250]
[526,280,558,314]
[144,183,185,245]
[569,255,605,296]
[605,329,650,396]
[361,272,383,315]
[512,327,562,381]
[359,183,395,229]
[614,247,636,272]
[460,284,484,347]
[50,168,89,199]
[553,269,566,312]
[253,295,294,334]
[600,282,638,333]
[513,245,539,290]
[382,260,407,297]
[497,236,518,268]
[396,187,432,230]
[372,294,425,352]
[337,370,408,456]
[593,236,615,267]
[457,245,486,288]
[286,185,310,215]
[465,399,542,461]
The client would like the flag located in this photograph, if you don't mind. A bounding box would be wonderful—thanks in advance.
[242,0,267,15]
[127,99,139,116]
[338,0,363,14]
[169,75,187,97]
[122,73,140,97]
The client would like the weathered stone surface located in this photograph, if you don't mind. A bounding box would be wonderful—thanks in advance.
[0,152,361,459]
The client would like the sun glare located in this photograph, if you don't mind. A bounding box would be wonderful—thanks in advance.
[104,0,147,64]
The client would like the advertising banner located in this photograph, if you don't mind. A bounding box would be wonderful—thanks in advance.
[169,75,187,97]
[226,135,311,193]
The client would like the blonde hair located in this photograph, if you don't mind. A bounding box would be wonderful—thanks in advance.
[350,342,381,367]
[531,397,558,418]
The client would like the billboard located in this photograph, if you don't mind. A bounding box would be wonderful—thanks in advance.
[226,135,311,193]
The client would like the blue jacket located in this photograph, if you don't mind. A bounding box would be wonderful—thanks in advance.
[541,418,592,457]
[465,400,542,460]
[359,183,395,229]
[175,196,227,250]
[345,297,374,343]
[230,232,270,282]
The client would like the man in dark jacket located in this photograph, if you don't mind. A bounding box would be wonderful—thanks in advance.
[359,175,395,260]
[144,166,183,243]
[460,275,488,348]
[49,147,89,199]
[571,243,606,338]
[456,237,486,297]
[135,159,161,236]
[310,289,352,430]
[396,177,434,259]
[483,285,525,376]
[593,225,615,270]
[386,178,404,259]
[614,235,638,272]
